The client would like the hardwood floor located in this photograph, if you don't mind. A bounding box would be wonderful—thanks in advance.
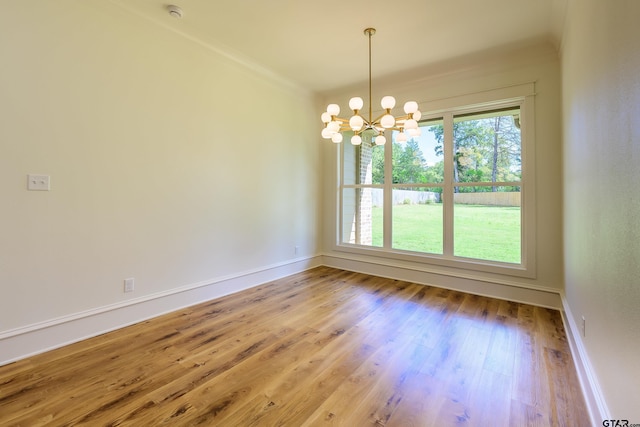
[0,267,589,426]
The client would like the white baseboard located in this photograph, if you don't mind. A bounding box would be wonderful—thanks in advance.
[0,254,567,368]
[321,254,562,309]
[0,256,322,367]
[560,295,610,426]
[3,255,605,424]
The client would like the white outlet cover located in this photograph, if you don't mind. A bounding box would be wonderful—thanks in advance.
[28,174,50,191]
[124,278,135,293]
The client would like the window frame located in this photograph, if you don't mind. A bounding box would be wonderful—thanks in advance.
[335,83,536,279]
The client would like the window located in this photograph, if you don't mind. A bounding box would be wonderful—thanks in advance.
[338,91,535,277]
[391,118,445,255]
[450,109,522,263]
[341,139,384,248]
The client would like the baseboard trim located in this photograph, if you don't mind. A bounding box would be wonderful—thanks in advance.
[560,294,610,425]
[321,254,562,309]
[0,254,564,367]
[0,256,322,367]
[4,255,604,423]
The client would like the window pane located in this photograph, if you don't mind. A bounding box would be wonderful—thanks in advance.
[392,119,444,184]
[342,188,382,247]
[343,132,384,185]
[453,188,521,263]
[453,109,521,184]
[392,188,443,254]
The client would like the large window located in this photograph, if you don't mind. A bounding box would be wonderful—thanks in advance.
[339,94,535,276]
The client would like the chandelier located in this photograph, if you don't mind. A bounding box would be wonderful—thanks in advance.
[320,28,422,146]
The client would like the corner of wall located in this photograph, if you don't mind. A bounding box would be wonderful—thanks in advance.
[560,293,610,425]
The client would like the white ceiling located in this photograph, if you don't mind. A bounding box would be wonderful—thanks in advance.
[110,0,565,93]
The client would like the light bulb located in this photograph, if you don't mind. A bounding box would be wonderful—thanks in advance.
[349,97,364,111]
[321,112,331,123]
[408,127,421,137]
[331,133,343,143]
[396,132,407,143]
[375,134,386,145]
[380,96,396,110]
[403,101,418,114]
[349,115,364,131]
[413,110,422,121]
[321,128,333,139]
[327,104,340,116]
[380,114,395,129]
[351,134,362,145]
[327,121,340,133]
[404,119,418,130]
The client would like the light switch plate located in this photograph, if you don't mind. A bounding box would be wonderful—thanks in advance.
[28,174,50,191]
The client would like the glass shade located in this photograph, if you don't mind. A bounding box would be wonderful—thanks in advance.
[413,110,422,121]
[380,114,395,129]
[321,112,331,123]
[327,104,340,116]
[351,134,362,145]
[396,132,407,143]
[380,96,396,109]
[349,97,364,111]
[332,132,343,143]
[404,119,418,130]
[403,101,418,114]
[349,115,364,131]
[328,121,340,133]
[375,134,386,145]
[321,128,333,139]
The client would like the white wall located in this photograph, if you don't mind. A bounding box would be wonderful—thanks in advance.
[0,1,321,362]
[320,41,564,304]
[561,0,640,420]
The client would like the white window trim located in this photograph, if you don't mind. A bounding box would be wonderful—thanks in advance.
[335,83,537,279]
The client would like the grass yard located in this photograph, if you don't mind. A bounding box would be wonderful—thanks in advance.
[372,203,521,264]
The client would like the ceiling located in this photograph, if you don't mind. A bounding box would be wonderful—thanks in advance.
[109,0,565,93]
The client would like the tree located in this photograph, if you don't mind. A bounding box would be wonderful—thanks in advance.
[429,113,521,192]
[394,140,427,184]
[372,140,429,185]
[370,135,448,191]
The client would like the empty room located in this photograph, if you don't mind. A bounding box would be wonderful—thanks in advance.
[1,0,638,425]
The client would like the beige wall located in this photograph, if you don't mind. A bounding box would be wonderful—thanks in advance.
[0,2,320,333]
[4,0,638,418]
[321,41,564,294]
[562,0,640,419]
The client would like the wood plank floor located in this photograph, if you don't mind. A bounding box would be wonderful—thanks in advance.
[0,267,589,426]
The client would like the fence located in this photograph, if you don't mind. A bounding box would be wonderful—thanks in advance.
[371,189,440,207]
[454,191,520,207]
[371,189,520,207]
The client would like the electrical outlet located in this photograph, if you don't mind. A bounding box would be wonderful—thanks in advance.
[581,316,586,337]
[124,278,135,293]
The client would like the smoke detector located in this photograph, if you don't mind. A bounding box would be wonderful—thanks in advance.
[167,5,183,18]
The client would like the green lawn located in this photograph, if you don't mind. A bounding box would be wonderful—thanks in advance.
[371,204,521,264]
